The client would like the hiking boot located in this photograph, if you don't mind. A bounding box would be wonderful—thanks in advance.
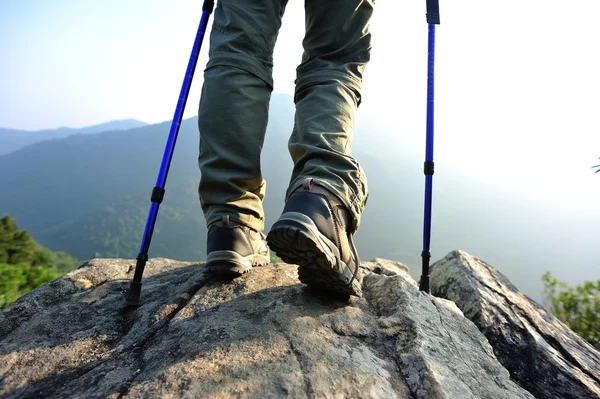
[266,178,362,296]
[205,215,270,278]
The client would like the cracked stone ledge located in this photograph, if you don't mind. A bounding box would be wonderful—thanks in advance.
[0,254,548,398]
[431,249,600,399]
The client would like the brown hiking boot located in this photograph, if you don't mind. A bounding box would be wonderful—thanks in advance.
[205,215,270,278]
[266,178,362,296]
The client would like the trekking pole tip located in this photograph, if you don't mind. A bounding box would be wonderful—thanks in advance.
[420,250,431,294]
[419,276,430,293]
[126,281,142,306]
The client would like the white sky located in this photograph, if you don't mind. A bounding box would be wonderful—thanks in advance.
[1,1,599,281]
[2,1,598,198]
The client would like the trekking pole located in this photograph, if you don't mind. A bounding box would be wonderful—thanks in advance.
[420,0,440,293]
[127,0,215,306]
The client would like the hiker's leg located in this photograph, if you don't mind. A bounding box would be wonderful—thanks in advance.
[198,0,289,232]
[286,0,374,231]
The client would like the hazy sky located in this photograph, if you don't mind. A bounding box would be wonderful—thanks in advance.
[3,0,599,200]
[1,1,599,286]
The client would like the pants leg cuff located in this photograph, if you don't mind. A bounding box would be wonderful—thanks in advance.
[205,209,265,232]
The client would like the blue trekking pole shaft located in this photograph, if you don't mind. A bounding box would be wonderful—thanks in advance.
[420,0,440,293]
[127,0,215,306]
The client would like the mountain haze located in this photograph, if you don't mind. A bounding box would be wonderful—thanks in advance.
[0,119,147,156]
[0,94,598,302]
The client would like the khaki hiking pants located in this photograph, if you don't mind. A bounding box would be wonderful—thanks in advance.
[198,0,374,233]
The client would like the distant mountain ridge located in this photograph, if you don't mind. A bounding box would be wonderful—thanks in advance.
[1,94,597,302]
[0,119,148,155]
[0,94,418,263]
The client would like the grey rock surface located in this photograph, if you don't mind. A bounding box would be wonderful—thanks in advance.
[430,250,600,399]
[1,256,532,399]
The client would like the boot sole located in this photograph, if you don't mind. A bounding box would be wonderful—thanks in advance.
[205,251,270,279]
[267,212,362,297]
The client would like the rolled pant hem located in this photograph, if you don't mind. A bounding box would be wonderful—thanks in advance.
[295,69,364,102]
[205,209,265,232]
[206,51,274,89]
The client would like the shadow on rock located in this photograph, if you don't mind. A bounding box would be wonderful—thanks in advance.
[1,259,399,398]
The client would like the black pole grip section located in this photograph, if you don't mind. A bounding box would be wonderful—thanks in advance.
[424,161,435,175]
[426,0,440,24]
[420,250,431,293]
[133,253,148,282]
[151,187,165,204]
[202,0,215,12]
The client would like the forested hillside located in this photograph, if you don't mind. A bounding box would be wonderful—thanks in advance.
[0,94,297,261]
[0,215,80,309]
[1,94,597,302]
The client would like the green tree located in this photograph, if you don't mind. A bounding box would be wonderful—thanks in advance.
[0,215,80,310]
[542,272,600,349]
[0,263,58,309]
